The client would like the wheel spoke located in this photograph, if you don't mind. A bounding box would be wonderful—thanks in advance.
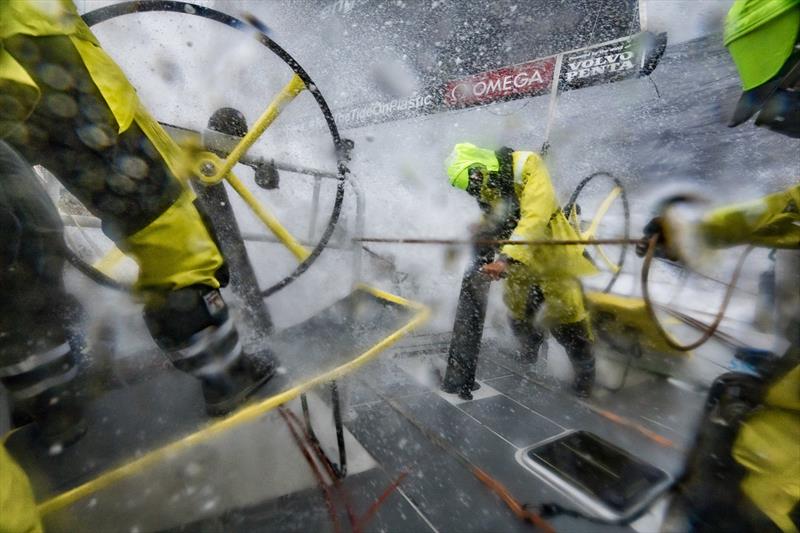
[214,74,306,181]
[84,2,348,297]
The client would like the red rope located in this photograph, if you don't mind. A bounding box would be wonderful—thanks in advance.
[469,465,556,533]
[590,407,676,448]
[278,407,341,533]
[282,406,410,533]
[283,408,359,531]
[359,380,556,532]
[487,356,678,450]
[284,391,554,532]
[355,471,408,531]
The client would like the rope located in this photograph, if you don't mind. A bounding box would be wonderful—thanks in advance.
[354,471,409,531]
[481,354,679,449]
[357,233,754,352]
[300,394,346,479]
[641,235,754,352]
[285,405,358,528]
[348,327,684,528]
[278,407,342,533]
[661,307,747,350]
[63,247,133,292]
[65,229,750,355]
[359,378,556,533]
[283,405,408,532]
[355,237,641,246]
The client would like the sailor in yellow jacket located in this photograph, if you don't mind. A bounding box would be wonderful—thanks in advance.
[641,181,800,533]
[0,0,275,447]
[446,143,599,396]
[637,1,799,530]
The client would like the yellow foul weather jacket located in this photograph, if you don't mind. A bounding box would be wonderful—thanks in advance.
[699,182,800,532]
[0,444,42,533]
[0,0,223,291]
[700,182,800,249]
[732,364,800,533]
[487,151,597,323]
[499,151,597,278]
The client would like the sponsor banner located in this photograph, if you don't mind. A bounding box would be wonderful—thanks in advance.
[559,32,667,91]
[332,91,440,130]
[443,57,555,108]
[293,31,665,131]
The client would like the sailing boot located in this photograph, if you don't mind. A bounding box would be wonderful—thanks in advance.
[1,335,87,448]
[510,319,545,364]
[144,286,277,416]
[552,321,595,398]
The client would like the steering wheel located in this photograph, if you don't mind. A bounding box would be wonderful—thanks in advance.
[563,172,630,293]
[83,1,348,298]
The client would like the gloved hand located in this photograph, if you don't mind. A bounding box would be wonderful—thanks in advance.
[637,194,708,262]
[481,257,509,280]
[635,216,680,261]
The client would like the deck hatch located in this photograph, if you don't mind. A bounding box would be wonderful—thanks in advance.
[520,430,671,521]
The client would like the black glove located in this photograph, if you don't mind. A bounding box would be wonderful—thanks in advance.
[635,216,679,261]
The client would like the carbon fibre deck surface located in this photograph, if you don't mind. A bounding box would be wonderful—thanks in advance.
[9,322,706,532]
[5,288,417,505]
[177,334,706,532]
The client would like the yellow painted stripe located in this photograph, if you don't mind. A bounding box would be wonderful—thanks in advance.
[36,287,429,516]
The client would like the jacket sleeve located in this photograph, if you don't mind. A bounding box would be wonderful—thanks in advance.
[0,44,40,139]
[0,445,43,533]
[501,154,557,262]
[700,183,800,249]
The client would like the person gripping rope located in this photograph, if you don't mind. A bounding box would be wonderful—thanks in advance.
[636,1,800,530]
[0,0,277,446]
[445,143,599,397]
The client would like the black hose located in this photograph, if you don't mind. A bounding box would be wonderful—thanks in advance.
[564,171,630,293]
[83,1,348,299]
[63,246,133,292]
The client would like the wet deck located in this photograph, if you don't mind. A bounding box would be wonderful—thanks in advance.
[163,332,707,533]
